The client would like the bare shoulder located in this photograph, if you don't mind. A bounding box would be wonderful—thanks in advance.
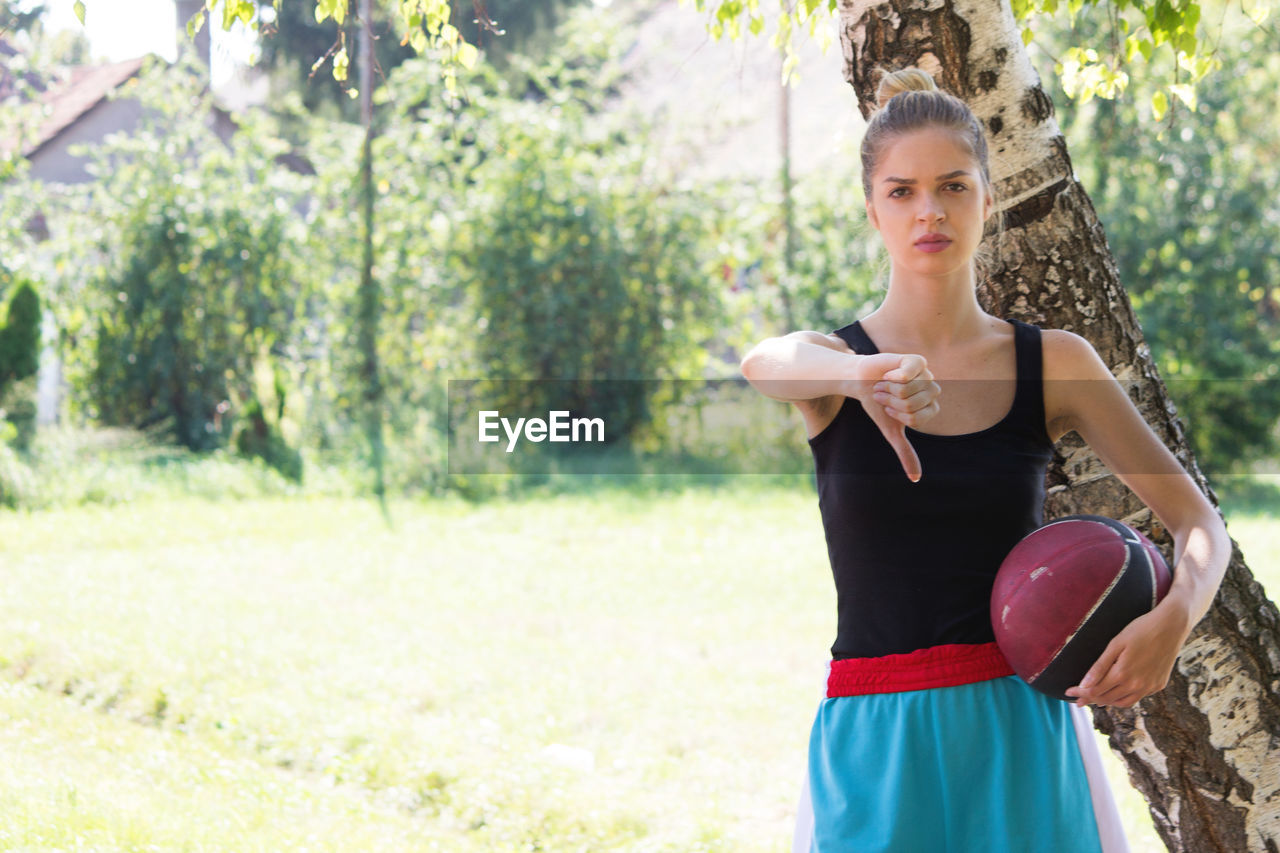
[1041,328,1114,381]
[1041,329,1117,441]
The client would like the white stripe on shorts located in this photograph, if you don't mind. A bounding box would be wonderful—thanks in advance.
[1069,702,1132,853]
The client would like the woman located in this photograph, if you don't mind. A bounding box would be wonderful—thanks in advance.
[740,67,1231,852]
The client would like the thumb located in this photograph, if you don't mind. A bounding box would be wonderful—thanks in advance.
[871,408,922,483]
[1081,642,1122,691]
[1067,642,1122,707]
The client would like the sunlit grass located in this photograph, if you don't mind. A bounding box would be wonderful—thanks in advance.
[0,479,1273,850]
[0,489,827,850]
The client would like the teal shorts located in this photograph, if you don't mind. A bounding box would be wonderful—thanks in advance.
[794,671,1129,852]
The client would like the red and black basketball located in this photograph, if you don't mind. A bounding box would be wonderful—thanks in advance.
[991,515,1172,701]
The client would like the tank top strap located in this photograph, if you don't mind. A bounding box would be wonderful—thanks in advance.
[1009,318,1051,445]
[831,320,878,356]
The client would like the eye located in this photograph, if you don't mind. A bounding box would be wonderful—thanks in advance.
[945,182,968,192]
[888,187,910,198]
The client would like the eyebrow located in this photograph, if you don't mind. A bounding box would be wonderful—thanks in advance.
[881,170,972,185]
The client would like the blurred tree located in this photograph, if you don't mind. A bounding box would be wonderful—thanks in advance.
[1043,13,1280,476]
[292,9,719,488]
[54,62,311,462]
[250,0,415,118]
[450,0,589,66]
[1,1,90,63]
[0,272,41,451]
[447,11,721,447]
[0,278,40,395]
[243,0,585,118]
[0,1,44,37]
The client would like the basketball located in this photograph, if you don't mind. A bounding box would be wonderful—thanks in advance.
[990,515,1173,701]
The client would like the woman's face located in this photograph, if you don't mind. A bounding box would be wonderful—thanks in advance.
[864,127,993,279]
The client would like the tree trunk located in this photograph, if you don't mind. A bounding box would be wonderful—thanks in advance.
[835,0,1280,849]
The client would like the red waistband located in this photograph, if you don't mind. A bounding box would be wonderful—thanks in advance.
[826,642,1015,697]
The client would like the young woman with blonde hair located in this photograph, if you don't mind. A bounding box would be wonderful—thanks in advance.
[741,67,1230,851]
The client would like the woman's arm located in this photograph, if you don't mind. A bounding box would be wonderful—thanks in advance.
[740,330,941,481]
[740,331,868,402]
[1042,330,1233,708]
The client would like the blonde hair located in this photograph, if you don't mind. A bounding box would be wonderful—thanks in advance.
[861,67,1003,275]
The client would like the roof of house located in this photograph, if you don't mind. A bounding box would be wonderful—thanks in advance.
[19,56,149,158]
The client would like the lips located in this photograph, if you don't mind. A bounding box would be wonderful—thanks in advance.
[914,233,952,253]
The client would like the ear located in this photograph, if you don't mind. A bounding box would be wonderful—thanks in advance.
[982,189,994,222]
[865,197,880,231]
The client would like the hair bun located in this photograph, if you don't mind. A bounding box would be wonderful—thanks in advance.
[875,67,939,109]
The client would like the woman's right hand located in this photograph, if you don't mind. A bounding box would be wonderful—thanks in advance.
[848,353,941,483]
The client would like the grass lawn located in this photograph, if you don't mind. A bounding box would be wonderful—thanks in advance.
[0,482,1274,850]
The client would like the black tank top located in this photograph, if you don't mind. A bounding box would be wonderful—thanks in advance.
[808,318,1054,660]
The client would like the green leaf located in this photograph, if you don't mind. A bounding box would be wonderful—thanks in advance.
[1124,34,1139,61]
[333,46,349,81]
[456,41,478,69]
[73,0,85,26]
[1152,89,1168,120]
[1022,26,1035,45]
[1170,83,1196,109]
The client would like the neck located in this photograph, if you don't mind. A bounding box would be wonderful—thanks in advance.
[869,266,988,349]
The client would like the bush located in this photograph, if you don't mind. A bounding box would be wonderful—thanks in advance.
[0,279,40,394]
[53,59,310,454]
[446,30,722,445]
[234,398,304,483]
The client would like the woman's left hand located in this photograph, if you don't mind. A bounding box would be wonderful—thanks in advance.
[1063,601,1193,708]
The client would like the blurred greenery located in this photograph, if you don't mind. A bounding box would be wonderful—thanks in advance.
[0,0,1277,505]
[0,267,41,454]
[1042,1,1280,476]
[0,279,40,394]
[245,0,588,119]
[249,0,417,119]
[450,48,723,447]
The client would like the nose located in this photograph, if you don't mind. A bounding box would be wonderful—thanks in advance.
[917,192,945,223]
